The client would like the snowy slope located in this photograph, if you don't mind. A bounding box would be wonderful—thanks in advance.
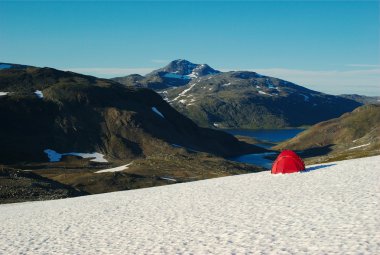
[1,156,379,254]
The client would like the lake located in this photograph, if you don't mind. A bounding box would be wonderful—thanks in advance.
[227,129,305,169]
[225,128,305,144]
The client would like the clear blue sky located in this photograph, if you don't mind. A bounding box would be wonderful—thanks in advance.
[1,1,379,95]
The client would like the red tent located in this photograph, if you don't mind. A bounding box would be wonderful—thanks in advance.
[271,150,305,174]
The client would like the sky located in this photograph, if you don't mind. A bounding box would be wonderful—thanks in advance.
[0,0,379,95]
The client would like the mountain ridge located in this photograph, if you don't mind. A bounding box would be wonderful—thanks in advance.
[112,60,362,129]
[0,65,264,164]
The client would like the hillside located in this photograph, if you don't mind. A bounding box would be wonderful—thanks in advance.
[275,104,380,163]
[0,63,265,198]
[1,155,379,254]
[339,94,380,105]
[0,63,264,163]
[114,60,361,129]
[0,167,87,204]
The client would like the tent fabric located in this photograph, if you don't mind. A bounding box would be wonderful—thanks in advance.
[271,150,305,174]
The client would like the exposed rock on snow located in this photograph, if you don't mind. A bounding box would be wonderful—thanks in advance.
[0,156,379,254]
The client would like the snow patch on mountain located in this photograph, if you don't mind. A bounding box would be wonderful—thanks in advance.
[172,82,198,102]
[159,176,177,182]
[348,143,371,150]
[34,90,44,99]
[258,90,271,96]
[151,107,165,118]
[44,149,108,163]
[96,163,133,173]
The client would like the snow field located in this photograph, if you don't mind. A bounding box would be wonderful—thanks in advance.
[0,156,379,254]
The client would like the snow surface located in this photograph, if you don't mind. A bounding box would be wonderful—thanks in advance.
[95,163,133,173]
[1,156,379,254]
[0,92,9,96]
[259,90,271,96]
[34,90,44,98]
[151,107,165,118]
[159,176,177,182]
[173,82,198,102]
[44,149,108,163]
[348,143,371,150]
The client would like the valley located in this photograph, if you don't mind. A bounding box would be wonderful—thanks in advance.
[0,61,378,204]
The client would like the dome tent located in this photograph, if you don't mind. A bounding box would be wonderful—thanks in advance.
[271,150,305,174]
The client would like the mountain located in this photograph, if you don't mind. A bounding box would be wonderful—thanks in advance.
[339,94,380,105]
[112,59,220,90]
[147,59,220,77]
[113,60,362,129]
[0,63,265,197]
[275,104,380,163]
[163,71,361,128]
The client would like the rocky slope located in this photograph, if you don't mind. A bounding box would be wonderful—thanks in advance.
[165,72,361,128]
[275,104,380,163]
[0,167,87,204]
[113,60,362,129]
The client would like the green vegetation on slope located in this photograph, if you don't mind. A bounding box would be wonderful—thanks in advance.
[275,104,380,163]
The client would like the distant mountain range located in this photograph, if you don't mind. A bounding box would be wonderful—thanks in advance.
[113,59,367,129]
[339,94,380,105]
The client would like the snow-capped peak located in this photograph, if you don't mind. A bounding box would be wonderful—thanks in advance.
[148,59,221,79]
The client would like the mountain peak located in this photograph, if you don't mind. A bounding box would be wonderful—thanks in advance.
[150,59,220,78]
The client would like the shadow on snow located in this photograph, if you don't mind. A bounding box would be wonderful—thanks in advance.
[301,163,337,173]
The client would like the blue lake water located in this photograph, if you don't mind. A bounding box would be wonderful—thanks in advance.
[227,129,305,169]
[225,129,305,143]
